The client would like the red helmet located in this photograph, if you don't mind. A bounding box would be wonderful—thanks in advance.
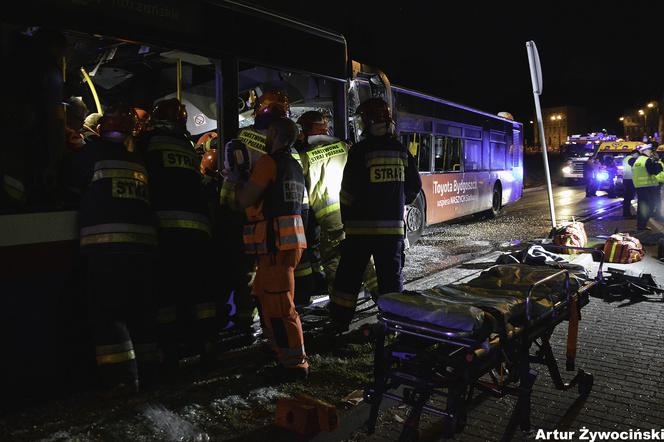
[254,90,289,118]
[152,98,187,127]
[297,111,329,136]
[356,98,392,127]
[200,149,218,175]
[99,105,138,136]
[196,131,219,152]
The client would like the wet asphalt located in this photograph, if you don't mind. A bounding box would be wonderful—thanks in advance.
[403,184,622,282]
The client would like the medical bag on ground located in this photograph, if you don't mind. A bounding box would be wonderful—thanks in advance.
[551,221,587,254]
[603,233,644,264]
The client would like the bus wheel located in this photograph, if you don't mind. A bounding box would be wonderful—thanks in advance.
[490,184,502,218]
[406,192,425,246]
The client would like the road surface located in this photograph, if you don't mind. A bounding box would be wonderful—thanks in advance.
[403,185,622,281]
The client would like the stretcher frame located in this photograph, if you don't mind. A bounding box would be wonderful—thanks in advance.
[364,247,604,442]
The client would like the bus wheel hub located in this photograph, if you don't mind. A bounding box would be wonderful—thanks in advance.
[407,206,423,232]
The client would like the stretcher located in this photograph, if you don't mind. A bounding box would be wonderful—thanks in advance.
[364,249,603,442]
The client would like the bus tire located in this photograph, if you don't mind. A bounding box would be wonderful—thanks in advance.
[406,192,425,246]
[489,183,502,218]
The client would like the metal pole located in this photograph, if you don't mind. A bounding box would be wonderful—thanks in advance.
[176,58,182,102]
[526,41,557,228]
[214,59,224,172]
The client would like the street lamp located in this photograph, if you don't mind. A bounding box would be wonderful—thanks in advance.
[619,117,624,121]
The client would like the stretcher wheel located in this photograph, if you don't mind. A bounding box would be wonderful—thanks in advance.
[398,425,420,442]
[578,371,593,397]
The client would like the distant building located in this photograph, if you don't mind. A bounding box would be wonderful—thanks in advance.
[621,111,642,141]
[534,106,588,151]
[621,107,661,142]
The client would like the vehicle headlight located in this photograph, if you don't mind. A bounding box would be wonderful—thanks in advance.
[562,166,572,174]
[596,171,609,181]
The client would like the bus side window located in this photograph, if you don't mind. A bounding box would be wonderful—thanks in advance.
[464,140,482,171]
[434,136,462,172]
[490,142,507,170]
[418,134,432,172]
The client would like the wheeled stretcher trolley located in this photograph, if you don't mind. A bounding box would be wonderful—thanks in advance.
[364,261,600,442]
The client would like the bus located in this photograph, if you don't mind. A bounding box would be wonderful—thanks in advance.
[348,77,524,243]
[0,0,523,398]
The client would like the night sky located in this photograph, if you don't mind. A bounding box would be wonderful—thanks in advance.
[250,1,663,134]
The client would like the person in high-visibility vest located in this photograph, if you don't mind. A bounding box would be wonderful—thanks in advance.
[330,98,422,328]
[75,106,160,397]
[142,98,215,364]
[215,91,292,337]
[622,149,639,217]
[294,111,379,305]
[628,144,663,230]
[235,117,309,382]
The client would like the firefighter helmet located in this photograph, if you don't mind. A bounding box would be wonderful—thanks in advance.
[356,97,392,127]
[133,107,150,135]
[254,90,289,118]
[152,98,187,127]
[297,111,329,136]
[196,131,219,152]
[200,149,219,176]
[98,105,138,135]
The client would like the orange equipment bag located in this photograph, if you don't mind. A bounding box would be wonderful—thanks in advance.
[603,233,644,263]
[552,221,587,254]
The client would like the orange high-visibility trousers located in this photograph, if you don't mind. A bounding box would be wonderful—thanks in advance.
[253,249,308,369]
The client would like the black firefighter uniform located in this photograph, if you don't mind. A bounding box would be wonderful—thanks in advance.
[77,137,159,387]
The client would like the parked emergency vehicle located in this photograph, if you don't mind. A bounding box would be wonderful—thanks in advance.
[591,141,643,190]
[561,133,617,183]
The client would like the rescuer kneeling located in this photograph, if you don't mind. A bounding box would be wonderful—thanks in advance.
[233,117,309,381]
[75,106,159,397]
[329,98,421,329]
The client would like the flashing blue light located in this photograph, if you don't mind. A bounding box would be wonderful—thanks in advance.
[596,171,609,181]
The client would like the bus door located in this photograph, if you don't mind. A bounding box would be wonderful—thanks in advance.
[348,61,392,142]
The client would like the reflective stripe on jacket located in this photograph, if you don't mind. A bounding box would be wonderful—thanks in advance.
[303,139,348,222]
[144,131,211,238]
[78,138,156,253]
[632,155,659,188]
[243,150,307,254]
[220,127,267,210]
[340,134,420,237]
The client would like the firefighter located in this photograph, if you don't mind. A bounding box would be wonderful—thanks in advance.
[622,149,639,217]
[142,98,215,363]
[217,91,291,335]
[294,111,378,305]
[629,144,664,230]
[76,105,159,396]
[330,98,422,328]
[234,117,309,381]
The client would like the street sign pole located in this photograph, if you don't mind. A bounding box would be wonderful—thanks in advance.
[526,40,557,229]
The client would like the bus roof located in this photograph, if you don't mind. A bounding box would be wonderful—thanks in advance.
[597,141,642,153]
[392,85,522,126]
[3,0,348,81]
